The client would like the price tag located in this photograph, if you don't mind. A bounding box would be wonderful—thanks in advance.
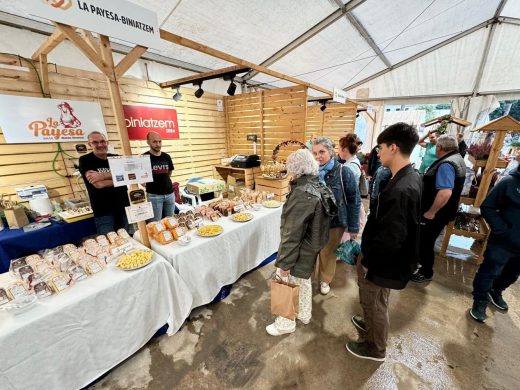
[234,204,245,213]
[125,202,154,224]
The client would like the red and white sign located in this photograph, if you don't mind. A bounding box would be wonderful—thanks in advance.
[123,105,180,140]
[0,95,107,143]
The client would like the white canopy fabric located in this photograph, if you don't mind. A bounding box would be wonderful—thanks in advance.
[0,0,519,100]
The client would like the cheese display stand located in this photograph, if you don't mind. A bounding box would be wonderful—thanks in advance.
[440,115,520,263]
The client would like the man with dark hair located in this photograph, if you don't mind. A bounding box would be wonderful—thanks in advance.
[79,131,129,234]
[347,122,422,361]
[457,133,468,158]
[470,164,520,322]
[412,135,466,283]
[143,131,176,221]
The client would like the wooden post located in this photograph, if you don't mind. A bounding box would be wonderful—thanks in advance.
[38,54,51,97]
[260,91,265,163]
[474,131,506,207]
[98,35,150,247]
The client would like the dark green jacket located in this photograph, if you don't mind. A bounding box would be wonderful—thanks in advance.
[275,175,337,279]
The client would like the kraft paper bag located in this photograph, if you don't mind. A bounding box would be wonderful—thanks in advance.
[271,279,299,320]
[4,207,29,229]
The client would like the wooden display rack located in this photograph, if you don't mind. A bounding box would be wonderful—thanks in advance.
[440,115,520,263]
[213,165,262,190]
[255,176,291,202]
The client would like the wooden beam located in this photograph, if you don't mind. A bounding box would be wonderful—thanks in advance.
[78,29,100,53]
[38,54,50,97]
[115,45,148,79]
[31,30,65,60]
[160,65,249,88]
[475,131,507,207]
[54,23,112,77]
[159,29,333,96]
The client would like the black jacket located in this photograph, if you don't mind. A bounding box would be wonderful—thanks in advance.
[361,164,422,289]
[275,175,337,279]
[481,166,520,254]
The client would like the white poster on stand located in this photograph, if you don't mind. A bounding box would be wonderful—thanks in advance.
[0,95,106,143]
[108,155,153,187]
[333,87,348,104]
[125,202,154,223]
[30,0,161,50]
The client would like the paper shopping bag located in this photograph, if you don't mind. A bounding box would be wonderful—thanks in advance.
[271,279,299,320]
[1,194,29,229]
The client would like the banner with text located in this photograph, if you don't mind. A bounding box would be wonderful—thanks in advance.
[30,0,161,50]
[123,105,180,140]
[0,95,106,143]
[333,87,348,104]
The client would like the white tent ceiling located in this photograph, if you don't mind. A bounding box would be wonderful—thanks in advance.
[1,0,519,100]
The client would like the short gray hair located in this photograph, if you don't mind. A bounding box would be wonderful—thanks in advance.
[87,131,106,141]
[313,136,335,157]
[437,135,458,153]
[286,149,319,178]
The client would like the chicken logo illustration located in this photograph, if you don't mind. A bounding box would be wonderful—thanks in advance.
[41,0,72,10]
[58,102,82,128]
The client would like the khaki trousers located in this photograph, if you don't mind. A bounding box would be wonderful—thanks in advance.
[357,260,390,356]
[317,227,345,284]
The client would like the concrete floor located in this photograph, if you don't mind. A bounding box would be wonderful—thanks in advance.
[90,246,520,390]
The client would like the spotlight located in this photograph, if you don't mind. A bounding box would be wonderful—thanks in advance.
[320,102,327,112]
[172,87,182,101]
[227,81,237,96]
[194,82,204,98]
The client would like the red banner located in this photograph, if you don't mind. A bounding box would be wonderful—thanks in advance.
[123,105,179,140]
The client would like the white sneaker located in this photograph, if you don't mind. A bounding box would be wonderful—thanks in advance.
[266,323,295,336]
[297,316,311,325]
[320,282,330,295]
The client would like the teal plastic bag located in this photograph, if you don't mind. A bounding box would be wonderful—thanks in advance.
[335,240,361,265]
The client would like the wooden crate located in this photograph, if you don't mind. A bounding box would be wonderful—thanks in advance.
[468,155,508,169]
[255,176,290,197]
[214,165,261,189]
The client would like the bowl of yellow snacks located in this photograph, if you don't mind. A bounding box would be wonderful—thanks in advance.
[230,212,254,222]
[262,200,281,208]
[196,225,223,237]
[116,249,154,270]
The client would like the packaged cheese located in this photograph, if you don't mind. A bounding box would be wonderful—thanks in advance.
[163,217,178,230]
[117,228,130,239]
[25,254,43,266]
[96,249,110,264]
[9,258,28,276]
[150,221,166,235]
[83,238,97,247]
[96,235,110,247]
[18,265,35,282]
[48,273,72,293]
[0,288,10,306]
[62,244,77,254]
[155,230,174,245]
[84,259,104,275]
[106,232,119,244]
[33,281,53,299]
[7,281,29,300]
[67,265,88,282]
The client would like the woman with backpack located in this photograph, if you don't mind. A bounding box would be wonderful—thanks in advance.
[312,137,361,295]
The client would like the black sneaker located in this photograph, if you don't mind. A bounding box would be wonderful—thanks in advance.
[411,272,432,283]
[488,290,508,311]
[351,315,367,332]
[346,341,385,362]
[469,300,488,322]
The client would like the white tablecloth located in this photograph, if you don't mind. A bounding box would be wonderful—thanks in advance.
[135,206,282,308]
[0,244,193,390]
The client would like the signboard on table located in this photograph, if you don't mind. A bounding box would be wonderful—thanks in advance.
[108,155,153,187]
[0,95,106,143]
[123,105,180,140]
[30,0,161,50]
[333,87,348,104]
[125,202,154,224]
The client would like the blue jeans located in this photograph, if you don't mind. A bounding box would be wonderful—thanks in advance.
[95,213,128,235]
[148,193,177,221]
[472,241,520,301]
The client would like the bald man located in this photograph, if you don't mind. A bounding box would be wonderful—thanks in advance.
[143,131,176,221]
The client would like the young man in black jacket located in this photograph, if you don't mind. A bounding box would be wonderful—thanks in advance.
[346,122,422,361]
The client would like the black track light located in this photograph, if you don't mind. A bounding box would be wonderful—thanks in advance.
[194,82,204,98]
[320,102,327,111]
[227,81,237,96]
[172,87,182,101]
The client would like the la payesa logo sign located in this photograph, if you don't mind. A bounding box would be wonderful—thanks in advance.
[123,105,180,140]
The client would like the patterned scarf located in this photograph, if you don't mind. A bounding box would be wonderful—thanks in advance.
[318,158,335,184]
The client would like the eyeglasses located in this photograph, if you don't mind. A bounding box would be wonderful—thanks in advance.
[375,145,381,153]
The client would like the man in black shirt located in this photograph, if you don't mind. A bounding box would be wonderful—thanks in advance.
[79,131,129,234]
[143,131,176,221]
[457,133,468,158]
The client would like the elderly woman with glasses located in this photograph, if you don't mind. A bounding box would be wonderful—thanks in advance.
[266,148,337,336]
[312,137,361,295]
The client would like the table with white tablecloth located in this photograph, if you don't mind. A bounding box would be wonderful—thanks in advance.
[135,206,282,309]
[0,245,193,390]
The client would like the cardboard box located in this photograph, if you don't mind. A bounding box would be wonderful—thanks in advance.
[186,178,226,196]
[227,183,246,199]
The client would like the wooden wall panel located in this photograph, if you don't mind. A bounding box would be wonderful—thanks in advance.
[0,54,227,204]
[306,103,357,149]
[225,85,307,163]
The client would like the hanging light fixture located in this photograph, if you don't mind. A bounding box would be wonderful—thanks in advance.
[172,87,182,101]
[194,82,204,98]
[320,100,327,111]
[227,80,237,96]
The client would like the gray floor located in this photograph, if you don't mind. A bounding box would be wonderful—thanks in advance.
[90,240,520,390]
